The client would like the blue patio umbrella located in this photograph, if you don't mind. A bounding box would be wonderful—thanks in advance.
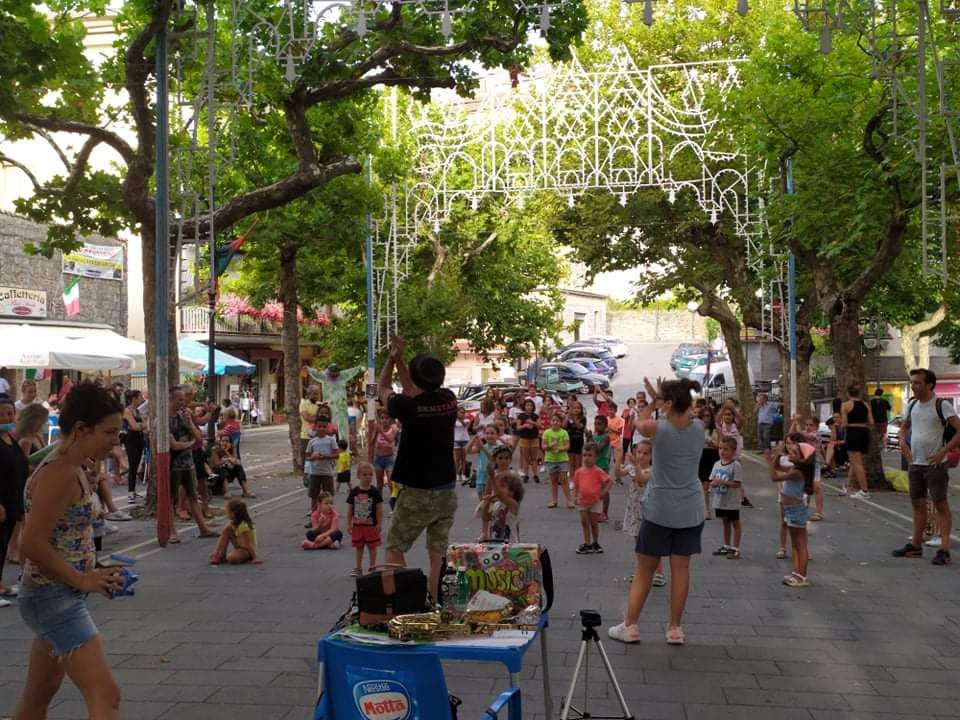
[178,338,255,376]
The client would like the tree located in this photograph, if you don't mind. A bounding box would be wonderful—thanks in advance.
[0,0,588,474]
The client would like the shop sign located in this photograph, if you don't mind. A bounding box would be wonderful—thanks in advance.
[0,287,47,318]
[62,243,123,281]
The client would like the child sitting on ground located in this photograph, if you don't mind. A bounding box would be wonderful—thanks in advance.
[335,437,352,493]
[302,492,343,550]
[710,436,744,559]
[347,462,383,576]
[483,447,524,541]
[210,498,257,565]
[574,442,611,554]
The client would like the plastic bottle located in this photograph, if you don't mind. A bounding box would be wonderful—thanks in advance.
[456,566,470,611]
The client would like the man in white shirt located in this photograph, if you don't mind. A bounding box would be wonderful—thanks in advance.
[895,368,960,565]
[14,379,38,413]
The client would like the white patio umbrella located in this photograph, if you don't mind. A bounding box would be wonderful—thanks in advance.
[63,334,205,375]
[0,325,134,371]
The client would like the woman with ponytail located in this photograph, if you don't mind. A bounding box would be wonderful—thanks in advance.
[608,377,706,646]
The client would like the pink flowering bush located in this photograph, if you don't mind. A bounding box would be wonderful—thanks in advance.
[217,294,329,327]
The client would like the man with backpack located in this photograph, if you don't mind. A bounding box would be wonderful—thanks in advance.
[894,368,960,565]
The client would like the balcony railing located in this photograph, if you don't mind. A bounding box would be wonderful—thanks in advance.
[180,305,282,336]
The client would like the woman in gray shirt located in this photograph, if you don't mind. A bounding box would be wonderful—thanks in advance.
[608,377,705,646]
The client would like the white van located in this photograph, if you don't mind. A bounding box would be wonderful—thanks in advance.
[687,361,754,404]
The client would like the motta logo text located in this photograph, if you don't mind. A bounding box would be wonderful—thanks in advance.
[352,679,410,720]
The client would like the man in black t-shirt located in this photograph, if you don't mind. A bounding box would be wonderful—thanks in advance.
[379,336,457,600]
[871,388,892,442]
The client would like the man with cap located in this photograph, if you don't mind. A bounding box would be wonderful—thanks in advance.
[379,336,458,600]
[308,363,363,446]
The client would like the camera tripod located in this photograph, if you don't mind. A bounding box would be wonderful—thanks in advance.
[559,610,634,720]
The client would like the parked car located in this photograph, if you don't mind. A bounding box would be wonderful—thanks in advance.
[670,342,710,371]
[689,361,753,404]
[556,346,619,376]
[886,415,903,449]
[534,366,585,395]
[540,361,609,393]
[567,357,614,379]
[456,381,522,401]
[458,385,564,418]
[582,336,629,358]
[674,350,726,378]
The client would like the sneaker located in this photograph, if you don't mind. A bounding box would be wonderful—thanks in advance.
[712,546,729,556]
[892,543,923,558]
[607,622,641,643]
[782,573,810,587]
[106,510,133,521]
[727,548,741,559]
[127,492,141,502]
[0,598,10,609]
[932,549,952,566]
[105,522,119,534]
[850,490,870,500]
[576,543,593,554]
[591,543,604,554]
[652,572,666,587]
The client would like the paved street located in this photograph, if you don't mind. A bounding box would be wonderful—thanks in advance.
[3,343,960,719]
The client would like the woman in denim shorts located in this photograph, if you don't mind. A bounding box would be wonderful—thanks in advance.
[14,382,127,718]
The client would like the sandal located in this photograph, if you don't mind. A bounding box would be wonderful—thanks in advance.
[776,548,787,560]
[810,513,823,521]
[547,502,558,508]
[782,572,810,587]
[665,626,685,645]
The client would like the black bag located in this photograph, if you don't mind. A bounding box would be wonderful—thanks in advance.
[356,566,430,628]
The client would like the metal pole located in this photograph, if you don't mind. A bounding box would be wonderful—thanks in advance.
[918,0,929,276]
[206,0,218,446]
[786,159,798,417]
[365,155,377,427]
[154,21,171,546]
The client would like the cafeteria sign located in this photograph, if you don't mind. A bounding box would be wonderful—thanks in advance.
[62,243,123,281]
[0,287,47,318]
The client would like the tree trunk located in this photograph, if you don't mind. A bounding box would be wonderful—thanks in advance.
[796,327,815,419]
[280,242,303,473]
[723,326,757,449]
[830,302,890,489]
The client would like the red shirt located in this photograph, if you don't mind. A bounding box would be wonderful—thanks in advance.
[574,466,609,506]
[595,400,609,417]
[221,419,241,436]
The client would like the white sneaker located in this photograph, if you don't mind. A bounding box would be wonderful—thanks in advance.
[105,523,119,534]
[0,598,11,608]
[850,490,870,500]
[607,622,641,643]
[107,510,133,521]
[925,536,943,547]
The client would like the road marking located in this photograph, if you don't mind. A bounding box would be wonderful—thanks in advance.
[107,477,306,557]
[740,452,960,544]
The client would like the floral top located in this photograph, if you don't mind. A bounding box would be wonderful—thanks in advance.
[622,462,648,537]
[23,461,95,588]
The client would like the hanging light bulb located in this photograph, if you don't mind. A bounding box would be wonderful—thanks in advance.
[737,0,748,16]
[643,0,654,26]
[667,186,676,204]
[819,23,832,54]
[356,8,367,37]
[710,207,718,224]
[567,194,575,208]
[441,2,452,39]
[471,196,479,211]
[619,193,628,207]
[285,54,297,83]
[540,4,551,33]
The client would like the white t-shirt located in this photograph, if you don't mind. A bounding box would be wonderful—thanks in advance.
[15,399,38,412]
[908,397,957,466]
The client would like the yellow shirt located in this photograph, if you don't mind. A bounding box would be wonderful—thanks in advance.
[336,449,351,474]
[299,398,319,440]
[235,521,257,557]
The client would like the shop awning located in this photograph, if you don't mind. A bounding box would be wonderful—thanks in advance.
[0,323,205,375]
[0,324,134,371]
[178,338,255,376]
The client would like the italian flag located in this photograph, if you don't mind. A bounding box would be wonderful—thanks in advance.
[63,277,80,317]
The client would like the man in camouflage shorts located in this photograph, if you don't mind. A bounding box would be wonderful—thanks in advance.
[379,337,458,600]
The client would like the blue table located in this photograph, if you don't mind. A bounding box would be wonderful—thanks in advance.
[317,613,552,718]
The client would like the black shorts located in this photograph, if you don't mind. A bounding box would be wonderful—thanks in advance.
[908,464,949,502]
[635,519,704,557]
[336,470,351,485]
[846,427,870,453]
[308,474,334,499]
[714,508,740,521]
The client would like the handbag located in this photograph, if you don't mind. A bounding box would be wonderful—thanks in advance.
[356,566,430,628]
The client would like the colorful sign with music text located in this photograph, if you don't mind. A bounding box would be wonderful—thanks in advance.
[0,287,47,318]
[353,679,410,720]
[62,243,123,281]
[447,542,543,613]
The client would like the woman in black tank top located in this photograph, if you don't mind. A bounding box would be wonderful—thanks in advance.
[841,385,874,497]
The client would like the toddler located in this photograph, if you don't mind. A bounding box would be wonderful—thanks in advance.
[574,443,610,554]
[302,492,344,550]
[210,498,257,565]
[710,436,744,558]
[335,437,352,493]
[347,463,383,576]
[620,442,665,586]
[485,450,525,541]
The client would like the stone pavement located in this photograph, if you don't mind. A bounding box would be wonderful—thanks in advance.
[2,426,960,720]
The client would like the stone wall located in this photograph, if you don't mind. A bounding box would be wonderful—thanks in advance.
[607,309,708,342]
[0,212,127,334]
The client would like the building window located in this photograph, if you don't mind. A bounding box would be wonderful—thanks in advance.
[573,312,586,341]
